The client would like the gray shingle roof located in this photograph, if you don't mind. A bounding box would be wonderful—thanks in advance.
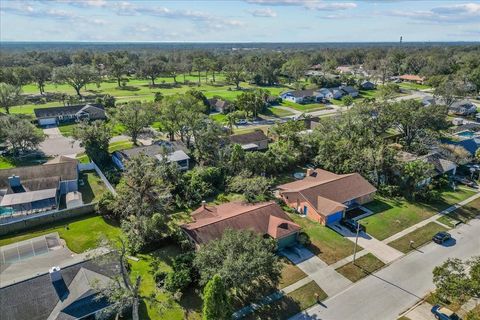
[34,104,104,119]
[229,130,268,145]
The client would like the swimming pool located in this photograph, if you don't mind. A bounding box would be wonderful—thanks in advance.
[457,130,475,138]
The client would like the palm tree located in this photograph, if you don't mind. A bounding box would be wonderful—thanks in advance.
[224,112,238,134]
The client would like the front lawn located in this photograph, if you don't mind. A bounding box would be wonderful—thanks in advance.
[281,101,326,112]
[262,107,294,117]
[247,281,327,320]
[58,123,77,137]
[437,197,480,227]
[289,213,360,264]
[0,214,121,253]
[360,189,475,241]
[0,155,49,169]
[398,82,431,91]
[279,257,307,289]
[388,222,447,253]
[78,170,108,203]
[335,253,385,282]
[108,140,134,153]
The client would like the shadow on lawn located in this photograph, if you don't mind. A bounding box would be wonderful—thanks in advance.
[245,295,302,320]
[363,199,394,214]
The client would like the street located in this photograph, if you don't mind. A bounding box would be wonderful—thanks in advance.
[291,218,480,320]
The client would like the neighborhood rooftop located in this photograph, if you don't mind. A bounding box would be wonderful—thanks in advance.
[33,104,104,118]
[229,130,268,145]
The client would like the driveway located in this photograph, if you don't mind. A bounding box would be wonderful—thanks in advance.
[39,126,84,157]
[290,218,480,320]
[330,223,403,264]
[281,245,352,297]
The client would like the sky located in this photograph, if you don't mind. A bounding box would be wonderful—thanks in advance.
[1,0,480,42]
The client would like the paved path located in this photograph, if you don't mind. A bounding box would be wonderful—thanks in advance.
[330,223,403,264]
[383,190,480,244]
[402,301,434,320]
[290,218,480,320]
[281,246,352,297]
[39,126,84,156]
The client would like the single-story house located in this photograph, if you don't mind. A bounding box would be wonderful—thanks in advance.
[399,74,425,84]
[0,156,78,214]
[181,201,301,250]
[360,80,376,90]
[452,118,465,126]
[112,141,190,171]
[34,104,106,126]
[396,151,457,187]
[280,89,323,104]
[336,65,354,74]
[207,98,231,114]
[0,258,119,320]
[449,100,477,116]
[340,86,359,98]
[229,130,269,151]
[277,169,377,225]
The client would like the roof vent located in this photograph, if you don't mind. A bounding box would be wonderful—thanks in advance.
[49,266,62,282]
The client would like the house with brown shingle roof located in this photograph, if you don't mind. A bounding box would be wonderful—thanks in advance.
[399,74,425,84]
[229,130,269,151]
[181,201,301,249]
[277,169,377,225]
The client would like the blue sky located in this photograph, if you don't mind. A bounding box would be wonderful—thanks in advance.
[1,0,479,42]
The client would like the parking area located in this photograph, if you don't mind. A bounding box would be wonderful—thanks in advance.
[39,126,84,156]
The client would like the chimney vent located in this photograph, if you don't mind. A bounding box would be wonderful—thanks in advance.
[8,175,21,188]
[201,200,206,208]
[306,169,314,177]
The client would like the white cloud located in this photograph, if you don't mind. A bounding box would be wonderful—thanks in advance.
[387,2,480,23]
[431,3,480,16]
[249,8,277,17]
[246,0,357,11]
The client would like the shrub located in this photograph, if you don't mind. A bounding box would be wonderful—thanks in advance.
[297,232,311,247]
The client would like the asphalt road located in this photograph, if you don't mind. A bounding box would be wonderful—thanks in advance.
[291,218,480,320]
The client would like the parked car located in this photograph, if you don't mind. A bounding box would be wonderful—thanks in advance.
[431,305,460,320]
[432,231,452,244]
[453,176,477,188]
[340,218,366,233]
[236,119,248,125]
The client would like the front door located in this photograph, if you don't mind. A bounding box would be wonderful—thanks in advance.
[303,205,308,215]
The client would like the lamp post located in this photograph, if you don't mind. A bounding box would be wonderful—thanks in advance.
[353,222,361,265]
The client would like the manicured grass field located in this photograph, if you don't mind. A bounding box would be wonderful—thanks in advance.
[58,123,77,137]
[78,170,108,203]
[279,258,307,289]
[360,189,476,240]
[247,281,327,320]
[0,155,50,169]
[398,82,431,91]
[335,253,385,282]
[108,140,134,153]
[0,214,121,253]
[289,214,360,265]
[388,222,447,253]
[281,100,326,112]
[263,107,294,117]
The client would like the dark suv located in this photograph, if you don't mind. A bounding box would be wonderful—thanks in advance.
[433,232,452,244]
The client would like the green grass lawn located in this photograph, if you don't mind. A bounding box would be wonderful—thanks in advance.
[209,113,227,123]
[279,257,307,289]
[247,281,327,320]
[58,123,77,137]
[0,155,50,169]
[388,222,447,253]
[262,107,294,118]
[108,140,134,153]
[398,82,431,91]
[437,197,480,227]
[335,253,385,282]
[0,214,121,253]
[360,188,476,241]
[78,170,108,203]
[289,213,360,265]
[280,101,326,112]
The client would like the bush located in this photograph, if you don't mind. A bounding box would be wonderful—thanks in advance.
[154,270,168,287]
[163,252,197,293]
[297,232,311,246]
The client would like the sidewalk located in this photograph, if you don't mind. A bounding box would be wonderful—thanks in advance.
[383,191,480,244]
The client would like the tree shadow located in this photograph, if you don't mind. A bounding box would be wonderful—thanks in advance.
[117,86,141,92]
[179,286,202,319]
[245,295,302,320]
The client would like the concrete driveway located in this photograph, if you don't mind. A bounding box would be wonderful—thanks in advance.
[39,126,84,157]
[330,223,403,264]
[281,245,352,296]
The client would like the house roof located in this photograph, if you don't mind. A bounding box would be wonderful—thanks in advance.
[399,74,425,81]
[450,100,476,109]
[230,130,268,145]
[445,138,479,156]
[425,153,456,174]
[282,89,316,98]
[207,98,230,110]
[341,86,358,94]
[278,169,377,216]
[115,143,190,164]
[0,188,57,206]
[181,201,301,245]
[34,104,104,119]
[0,158,78,191]
[0,258,118,320]
[155,150,190,162]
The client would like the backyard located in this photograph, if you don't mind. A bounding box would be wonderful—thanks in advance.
[78,170,109,203]
[360,188,477,240]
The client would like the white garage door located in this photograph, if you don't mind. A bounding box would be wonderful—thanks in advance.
[39,118,57,126]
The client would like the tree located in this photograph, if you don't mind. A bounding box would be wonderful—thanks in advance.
[192,58,206,84]
[191,119,225,166]
[228,172,272,202]
[202,275,232,320]
[0,115,45,156]
[0,83,22,114]
[400,160,434,199]
[377,83,400,101]
[236,90,266,118]
[139,58,165,86]
[341,95,354,107]
[224,63,246,90]
[106,53,129,87]
[193,229,281,297]
[102,94,116,108]
[73,120,112,165]
[30,64,51,95]
[281,56,309,84]
[115,101,154,145]
[53,64,98,97]
[96,238,142,320]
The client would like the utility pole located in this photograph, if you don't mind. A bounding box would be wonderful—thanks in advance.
[353,222,361,265]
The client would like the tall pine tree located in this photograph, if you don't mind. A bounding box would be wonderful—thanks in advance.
[202,274,231,320]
